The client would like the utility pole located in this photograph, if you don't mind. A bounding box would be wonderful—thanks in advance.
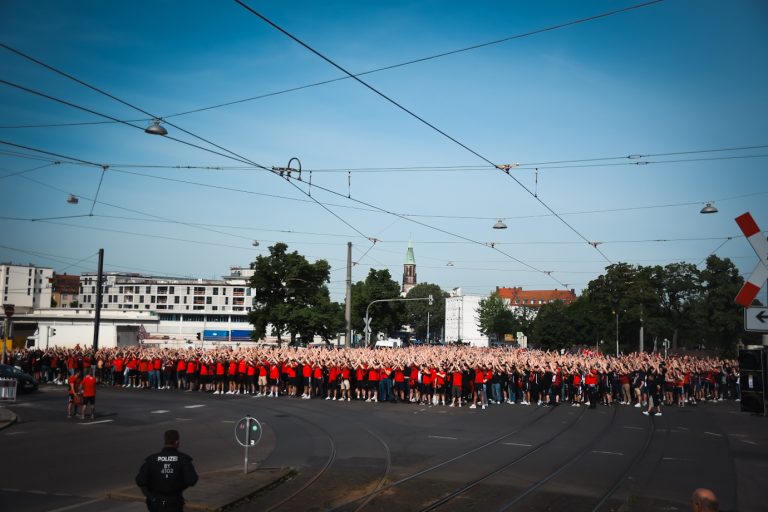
[639,302,644,353]
[93,248,103,351]
[345,242,352,347]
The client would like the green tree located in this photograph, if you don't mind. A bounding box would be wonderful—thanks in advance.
[476,292,520,342]
[405,283,447,341]
[531,300,577,350]
[351,269,405,343]
[695,255,756,355]
[247,243,339,345]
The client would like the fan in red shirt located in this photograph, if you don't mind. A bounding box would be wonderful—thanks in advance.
[81,371,97,420]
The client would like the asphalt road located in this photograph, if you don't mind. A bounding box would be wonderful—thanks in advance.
[1,385,766,512]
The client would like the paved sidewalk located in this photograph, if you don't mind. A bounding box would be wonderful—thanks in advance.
[108,466,293,512]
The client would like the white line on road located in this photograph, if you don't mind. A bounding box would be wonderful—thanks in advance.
[221,420,236,423]
[503,442,533,447]
[728,433,748,437]
[175,417,192,421]
[428,435,457,440]
[184,404,205,409]
[663,457,695,461]
[623,426,644,430]
[5,431,26,435]
[592,450,624,456]
[740,440,758,445]
[704,431,722,437]
[676,426,689,431]
[150,410,170,414]
[79,419,113,425]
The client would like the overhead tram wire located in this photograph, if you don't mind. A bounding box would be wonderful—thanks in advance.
[0,141,271,242]
[0,1,664,130]
[233,1,613,267]
[1,48,567,284]
[1,48,371,240]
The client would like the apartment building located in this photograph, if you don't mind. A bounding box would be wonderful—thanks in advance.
[1,263,54,313]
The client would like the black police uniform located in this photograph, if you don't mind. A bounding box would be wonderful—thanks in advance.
[136,446,199,512]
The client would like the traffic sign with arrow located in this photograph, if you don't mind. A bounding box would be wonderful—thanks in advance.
[745,307,768,332]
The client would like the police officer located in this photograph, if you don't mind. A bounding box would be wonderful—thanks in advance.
[136,429,199,512]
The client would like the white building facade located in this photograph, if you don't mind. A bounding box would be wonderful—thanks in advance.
[444,289,489,348]
[1,263,53,313]
[77,266,256,342]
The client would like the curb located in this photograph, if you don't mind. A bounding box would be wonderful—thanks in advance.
[0,407,18,430]
[107,467,293,512]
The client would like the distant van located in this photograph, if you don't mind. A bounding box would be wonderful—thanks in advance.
[375,338,403,349]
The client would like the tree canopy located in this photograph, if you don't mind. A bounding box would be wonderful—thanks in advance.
[526,255,759,356]
[247,243,342,345]
[350,269,405,343]
[405,283,447,341]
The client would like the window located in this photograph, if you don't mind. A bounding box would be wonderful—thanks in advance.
[169,286,175,294]
[158,286,168,295]
[206,297,212,304]
[213,287,219,295]
[225,297,229,305]
[186,287,190,295]
[174,296,180,304]
[119,286,123,294]
[140,296,145,303]
[212,306,218,310]
[194,287,205,296]
[151,296,156,303]
[184,296,187,304]
[28,278,31,286]
[146,286,151,294]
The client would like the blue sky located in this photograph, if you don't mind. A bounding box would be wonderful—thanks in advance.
[1,0,767,302]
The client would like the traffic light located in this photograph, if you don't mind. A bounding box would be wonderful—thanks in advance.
[196,332,201,340]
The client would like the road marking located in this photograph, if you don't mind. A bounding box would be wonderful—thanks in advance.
[592,450,624,456]
[46,497,105,512]
[728,433,747,438]
[503,442,532,447]
[704,431,722,437]
[663,457,695,461]
[221,420,236,423]
[740,440,758,446]
[79,419,113,425]
[175,417,192,421]
[428,435,457,440]
[150,410,170,414]
[676,426,689,431]
[623,426,644,430]
[185,404,205,409]
[5,431,26,435]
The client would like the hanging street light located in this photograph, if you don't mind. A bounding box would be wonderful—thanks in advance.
[145,119,168,136]
[700,202,718,214]
[66,194,79,204]
[493,219,508,229]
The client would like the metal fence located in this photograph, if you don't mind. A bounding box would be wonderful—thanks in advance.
[0,378,17,402]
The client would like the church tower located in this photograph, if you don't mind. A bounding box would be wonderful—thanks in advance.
[402,241,417,295]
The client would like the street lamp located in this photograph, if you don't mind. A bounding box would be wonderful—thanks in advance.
[700,202,718,214]
[492,219,508,229]
[144,119,168,136]
[365,295,433,347]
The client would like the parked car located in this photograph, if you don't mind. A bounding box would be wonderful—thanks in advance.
[0,364,39,393]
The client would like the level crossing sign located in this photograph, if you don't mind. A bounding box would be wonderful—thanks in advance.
[735,212,768,307]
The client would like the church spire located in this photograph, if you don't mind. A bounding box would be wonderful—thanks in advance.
[402,241,417,295]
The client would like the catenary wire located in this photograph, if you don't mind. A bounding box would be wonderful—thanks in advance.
[233,1,613,266]
[0,1,664,129]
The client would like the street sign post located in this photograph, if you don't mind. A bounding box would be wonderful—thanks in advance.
[745,307,768,332]
[234,415,262,474]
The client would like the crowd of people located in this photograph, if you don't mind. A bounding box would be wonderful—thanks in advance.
[7,343,740,416]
